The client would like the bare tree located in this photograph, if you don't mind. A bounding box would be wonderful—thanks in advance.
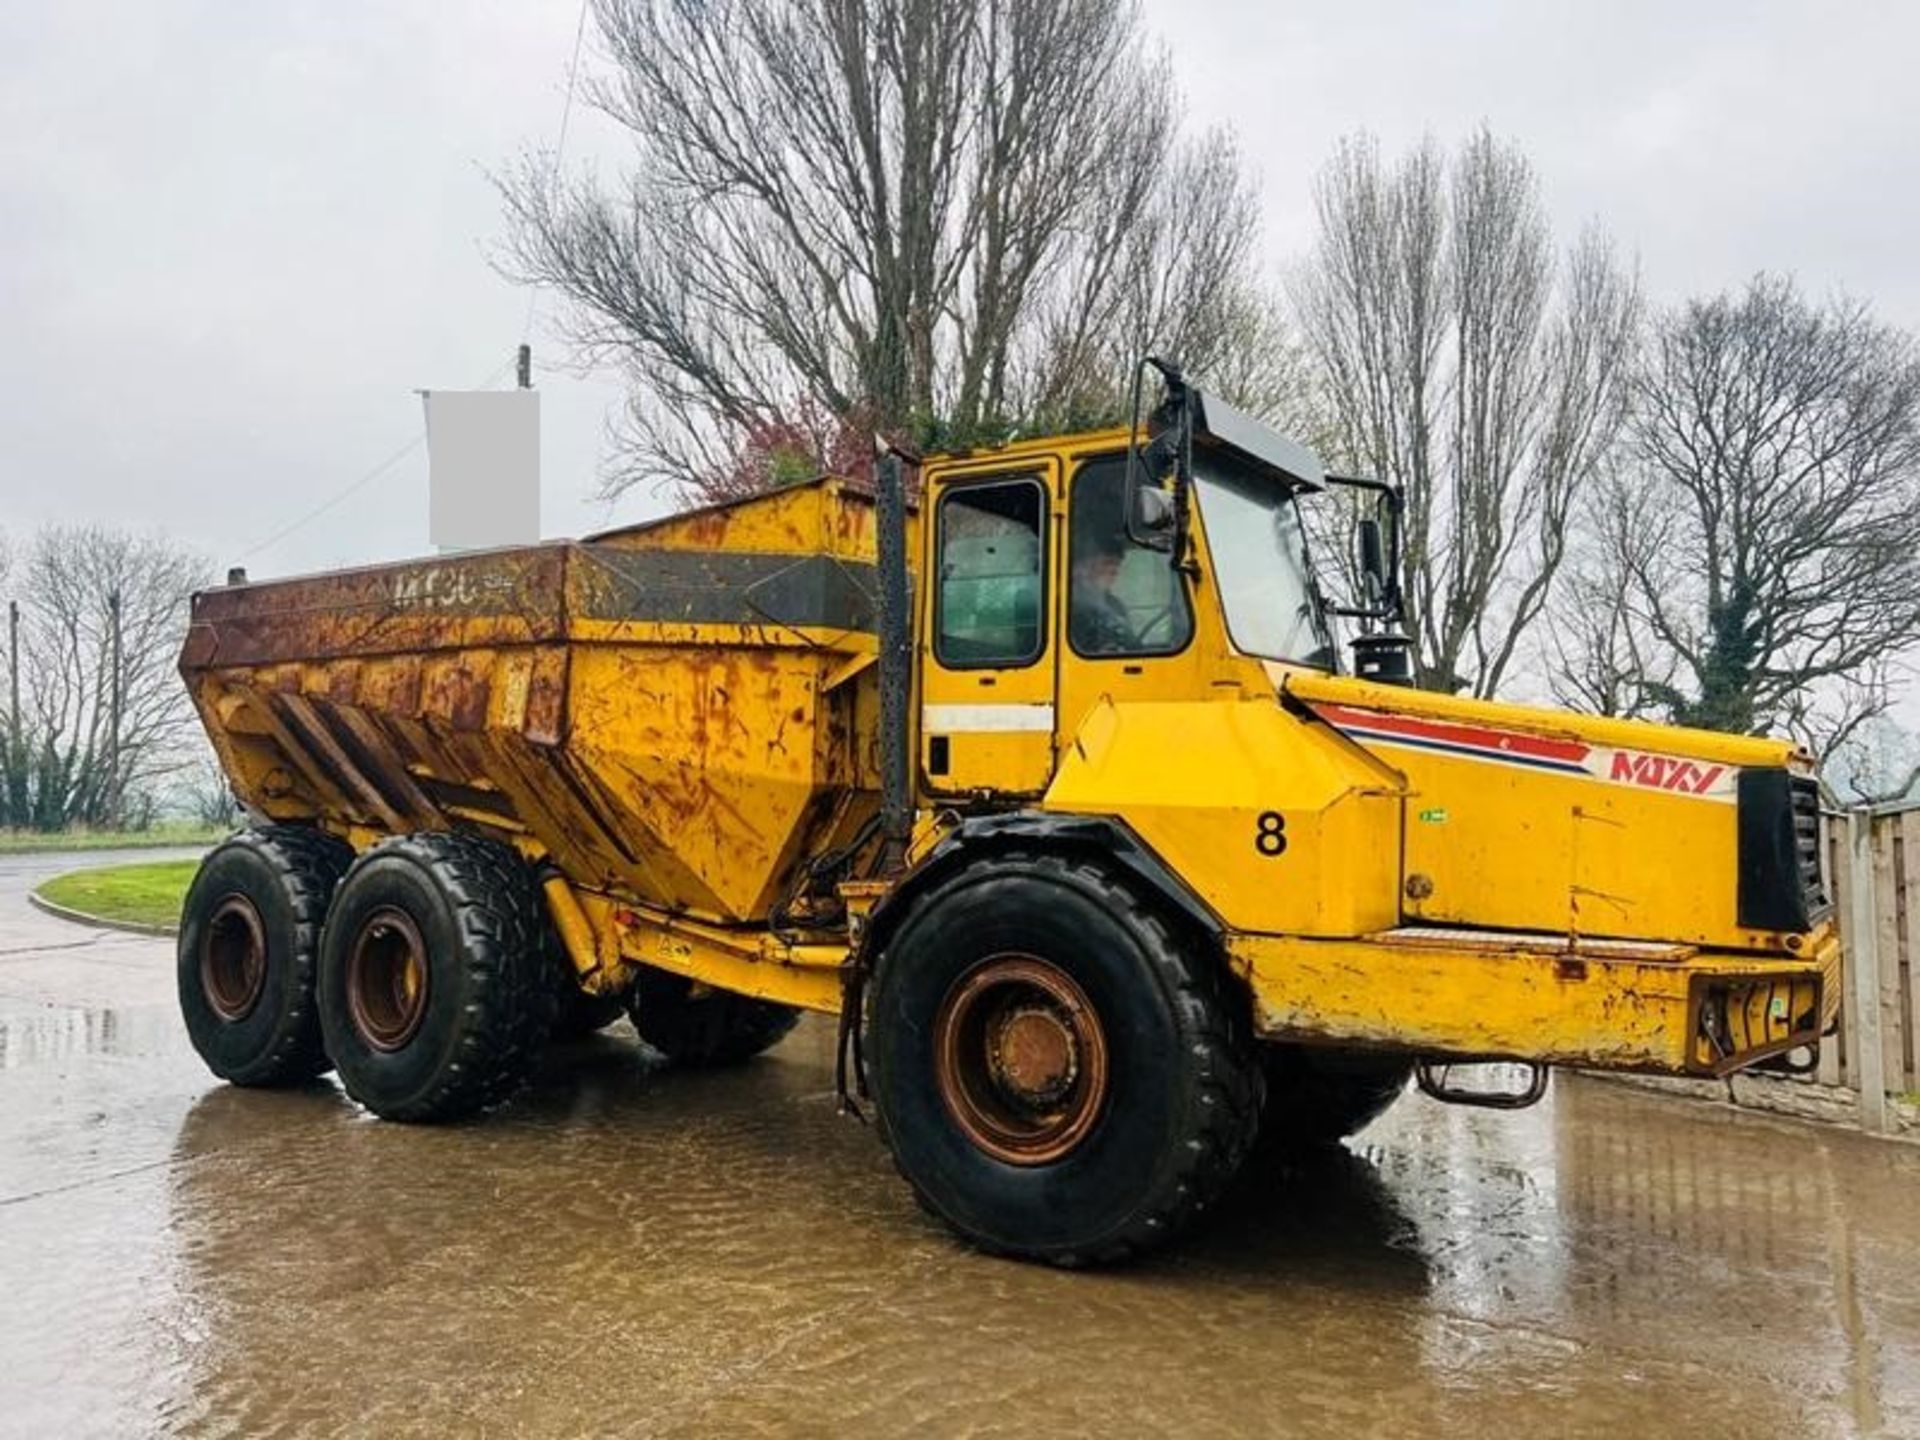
[1825,715,1920,804]
[1545,466,1682,719]
[1559,274,1920,753]
[175,752,240,830]
[0,531,23,829]
[1291,128,1640,696]
[500,0,1295,502]
[4,526,209,831]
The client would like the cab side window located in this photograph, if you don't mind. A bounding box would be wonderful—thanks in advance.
[936,477,1046,667]
[1068,457,1193,657]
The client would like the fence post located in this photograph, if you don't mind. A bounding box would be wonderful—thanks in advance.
[1848,809,1889,1133]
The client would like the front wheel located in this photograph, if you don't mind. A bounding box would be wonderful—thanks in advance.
[866,854,1263,1266]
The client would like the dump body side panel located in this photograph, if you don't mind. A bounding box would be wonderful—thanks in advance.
[181,478,889,926]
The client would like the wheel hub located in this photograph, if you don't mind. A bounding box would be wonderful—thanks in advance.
[346,907,430,1052]
[933,954,1110,1166]
[201,894,268,1022]
[990,1005,1079,1108]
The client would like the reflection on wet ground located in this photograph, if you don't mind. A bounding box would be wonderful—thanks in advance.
[1,962,1916,1436]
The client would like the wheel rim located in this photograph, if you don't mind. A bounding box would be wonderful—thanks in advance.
[345,906,430,1052]
[932,953,1110,1166]
[201,894,268,1022]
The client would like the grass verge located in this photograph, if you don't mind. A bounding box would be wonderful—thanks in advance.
[0,824,227,855]
[36,859,198,930]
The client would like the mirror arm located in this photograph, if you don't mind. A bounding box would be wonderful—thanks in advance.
[1123,355,1192,555]
[1324,472,1406,623]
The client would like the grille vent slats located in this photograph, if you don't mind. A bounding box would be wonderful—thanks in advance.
[1789,777,1830,919]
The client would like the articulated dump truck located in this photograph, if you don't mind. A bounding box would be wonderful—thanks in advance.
[177,370,1839,1265]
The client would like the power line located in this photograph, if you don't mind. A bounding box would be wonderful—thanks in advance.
[236,355,519,565]
[521,0,593,345]
[234,432,426,564]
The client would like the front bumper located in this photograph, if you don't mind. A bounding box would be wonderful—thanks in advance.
[1230,920,1841,1077]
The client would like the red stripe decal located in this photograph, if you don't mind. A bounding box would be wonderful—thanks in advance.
[1311,703,1590,765]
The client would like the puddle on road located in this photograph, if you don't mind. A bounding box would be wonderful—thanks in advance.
[1,1016,1915,1437]
[0,1003,184,1069]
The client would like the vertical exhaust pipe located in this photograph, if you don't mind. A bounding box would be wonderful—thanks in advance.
[841,449,914,1115]
[875,452,913,872]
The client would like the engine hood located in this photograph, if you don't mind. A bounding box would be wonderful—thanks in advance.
[1278,671,1807,789]
[1273,670,1820,951]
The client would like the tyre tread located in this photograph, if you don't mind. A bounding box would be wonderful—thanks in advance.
[332,832,555,1121]
[185,824,350,1086]
[626,969,800,1066]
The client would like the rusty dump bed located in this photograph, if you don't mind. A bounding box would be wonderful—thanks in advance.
[181,478,891,925]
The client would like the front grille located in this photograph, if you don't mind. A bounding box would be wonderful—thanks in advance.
[1789,775,1831,921]
[1737,768,1830,932]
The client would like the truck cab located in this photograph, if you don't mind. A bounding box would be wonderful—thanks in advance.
[903,379,1838,1081]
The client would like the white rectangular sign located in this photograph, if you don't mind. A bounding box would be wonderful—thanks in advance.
[424,389,540,551]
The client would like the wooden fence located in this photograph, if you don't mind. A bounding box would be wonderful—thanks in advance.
[1815,800,1920,1129]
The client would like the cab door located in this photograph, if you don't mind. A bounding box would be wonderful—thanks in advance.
[919,461,1059,797]
[1054,451,1203,746]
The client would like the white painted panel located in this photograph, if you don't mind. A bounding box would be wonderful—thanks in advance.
[922,703,1056,733]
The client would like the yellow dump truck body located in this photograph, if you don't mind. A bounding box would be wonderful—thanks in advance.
[1040,670,1839,1075]
[183,480,893,929]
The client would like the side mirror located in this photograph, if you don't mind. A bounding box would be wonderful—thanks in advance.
[1356,516,1386,598]
[1131,485,1176,549]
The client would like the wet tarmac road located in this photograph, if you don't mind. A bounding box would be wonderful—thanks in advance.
[2,853,1917,1438]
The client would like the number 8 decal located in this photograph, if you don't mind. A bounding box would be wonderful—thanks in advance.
[1255,811,1287,857]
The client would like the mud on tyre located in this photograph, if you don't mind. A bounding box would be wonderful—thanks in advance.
[178,825,351,1087]
[317,832,555,1122]
[865,852,1264,1266]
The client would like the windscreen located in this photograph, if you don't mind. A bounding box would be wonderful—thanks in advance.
[1193,454,1334,668]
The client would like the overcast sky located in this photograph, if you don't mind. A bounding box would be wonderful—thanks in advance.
[3,1,1918,587]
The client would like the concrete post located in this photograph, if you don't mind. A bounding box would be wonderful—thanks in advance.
[1847,809,1889,1134]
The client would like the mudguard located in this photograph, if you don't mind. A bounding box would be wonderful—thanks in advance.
[861,810,1222,962]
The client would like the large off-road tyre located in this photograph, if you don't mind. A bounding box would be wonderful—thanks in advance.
[866,853,1264,1267]
[177,825,351,1087]
[317,832,555,1122]
[538,916,627,1040]
[624,968,800,1065]
[553,989,627,1040]
[1258,1045,1411,1151]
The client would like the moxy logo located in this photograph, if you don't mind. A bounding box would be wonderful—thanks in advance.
[1608,750,1727,795]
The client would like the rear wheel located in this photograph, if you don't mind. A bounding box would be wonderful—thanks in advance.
[1258,1045,1411,1151]
[866,853,1262,1266]
[177,826,350,1086]
[553,989,627,1040]
[317,833,554,1122]
[624,968,799,1065]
